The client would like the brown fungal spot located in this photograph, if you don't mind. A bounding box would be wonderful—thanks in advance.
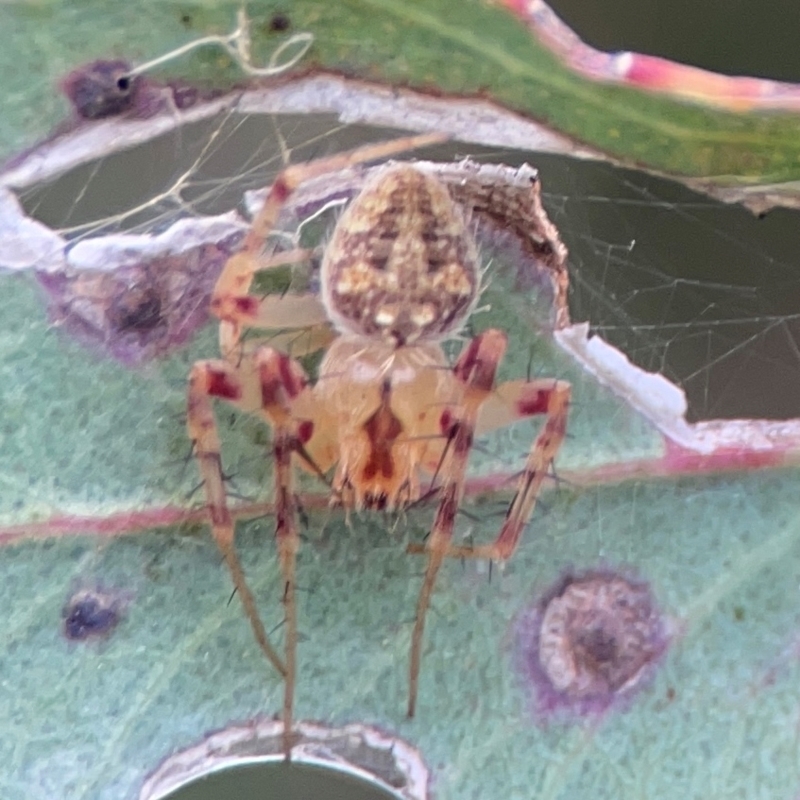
[62,588,125,641]
[107,284,163,333]
[515,568,670,719]
[36,238,238,365]
[61,60,139,120]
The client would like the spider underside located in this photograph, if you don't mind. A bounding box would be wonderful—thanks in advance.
[186,133,571,755]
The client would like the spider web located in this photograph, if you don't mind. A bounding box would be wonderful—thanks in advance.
[7,106,800,425]
[3,104,800,800]
[551,158,800,422]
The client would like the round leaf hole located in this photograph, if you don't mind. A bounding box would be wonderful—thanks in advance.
[140,721,428,800]
[159,759,402,800]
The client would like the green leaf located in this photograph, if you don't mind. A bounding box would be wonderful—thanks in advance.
[3,1,800,186]
[3,5,800,799]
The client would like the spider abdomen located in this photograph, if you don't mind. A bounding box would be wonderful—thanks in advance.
[321,165,480,346]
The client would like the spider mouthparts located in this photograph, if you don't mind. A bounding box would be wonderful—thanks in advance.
[362,491,389,511]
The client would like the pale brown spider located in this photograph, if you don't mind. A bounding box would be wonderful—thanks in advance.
[186,133,571,753]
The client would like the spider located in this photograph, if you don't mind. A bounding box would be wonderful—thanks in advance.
[186,132,571,754]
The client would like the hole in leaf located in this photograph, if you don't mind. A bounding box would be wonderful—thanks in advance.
[154,760,402,800]
[140,721,428,800]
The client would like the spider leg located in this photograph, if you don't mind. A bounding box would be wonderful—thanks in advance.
[220,293,333,362]
[238,293,329,329]
[409,376,570,561]
[214,259,331,360]
[246,132,448,253]
[443,379,571,561]
[408,329,507,717]
[475,378,570,436]
[253,322,337,362]
[213,247,315,323]
[187,359,287,678]
[254,346,322,757]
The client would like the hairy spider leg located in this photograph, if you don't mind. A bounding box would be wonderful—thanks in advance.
[255,347,316,756]
[188,348,328,756]
[187,358,287,678]
[408,328,508,717]
[407,337,571,714]
[417,377,571,561]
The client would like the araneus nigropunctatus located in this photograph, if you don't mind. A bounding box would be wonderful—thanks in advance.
[186,132,571,754]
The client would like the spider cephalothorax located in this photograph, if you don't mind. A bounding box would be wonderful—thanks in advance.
[187,133,570,755]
